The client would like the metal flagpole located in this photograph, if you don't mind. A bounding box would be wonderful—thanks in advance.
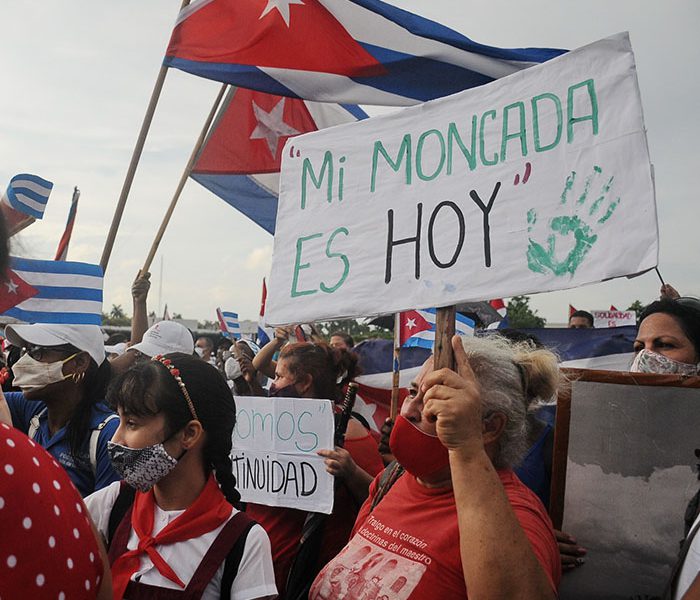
[99,0,192,272]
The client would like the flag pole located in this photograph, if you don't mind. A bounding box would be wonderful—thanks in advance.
[99,0,191,272]
[390,312,401,420]
[434,306,456,370]
[139,83,229,276]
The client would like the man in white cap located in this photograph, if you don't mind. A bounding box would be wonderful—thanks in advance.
[0,323,120,496]
[109,320,195,376]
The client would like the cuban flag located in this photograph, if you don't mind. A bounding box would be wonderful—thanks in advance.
[165,0,566,106]
[55,187,80,261]
[256,278,274,345]
[217,308,242,339]
[1,174,53,235]
[190,86,365,233]
[0,257,103,325]
[400,307,475,349]
[486,298,508,329]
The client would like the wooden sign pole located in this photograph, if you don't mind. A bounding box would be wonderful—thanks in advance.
[434,306,456,370]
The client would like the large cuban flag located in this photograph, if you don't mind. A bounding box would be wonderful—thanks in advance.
[0,257,103,325]
[190,86,365,233]
[164,0,566,106]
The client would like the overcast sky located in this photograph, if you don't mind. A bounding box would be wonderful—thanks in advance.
[1,1,698,326]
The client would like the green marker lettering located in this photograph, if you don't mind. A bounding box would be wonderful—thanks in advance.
[291,233,322,297]
[532,93,562,152]
[415,129,446,181]
[567,79,599,143]
[371,134,412,192]
[479,110,498,166]
[301,152,333,210]
[447,118,477,174]
[320,227,350,294]
[500,101,528,162]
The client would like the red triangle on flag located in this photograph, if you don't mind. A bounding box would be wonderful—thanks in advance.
[568,304,577,318]
[168,0,385,77]
[399,310,432,346]
[610,305,618,311]
[0,269,39,313]
[194,88,318,174]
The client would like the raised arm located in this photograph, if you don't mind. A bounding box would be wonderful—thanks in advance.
[422,335,556,600]
[130,271,151,345]
[252,326,292,379]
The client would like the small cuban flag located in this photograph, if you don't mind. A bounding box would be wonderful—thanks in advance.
[1,173,53,236]
[3,174,53,219]
[216,308,241,340]
[0,257,103,325]
[400,308,475,350]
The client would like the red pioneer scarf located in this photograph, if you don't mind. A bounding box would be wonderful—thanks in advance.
[111,474,232,600]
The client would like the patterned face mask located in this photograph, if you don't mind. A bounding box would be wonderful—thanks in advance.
[107,440,180,492]
[630,349,699,376]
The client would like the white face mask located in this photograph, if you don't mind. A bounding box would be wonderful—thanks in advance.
[630,349,700,376]
[12,352,79,392]
[224,356,242,380]
[194,347,206,358]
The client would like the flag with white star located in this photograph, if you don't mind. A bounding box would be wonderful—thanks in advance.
[190,86,365,233]
[165,0,565,106]
[401,308,475,349]
[1,257,103,325]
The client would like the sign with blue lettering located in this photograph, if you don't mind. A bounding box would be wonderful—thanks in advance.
[266,33,657,325]
[231,396,335,513]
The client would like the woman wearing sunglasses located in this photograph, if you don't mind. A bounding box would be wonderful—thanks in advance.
[0,323,119,496]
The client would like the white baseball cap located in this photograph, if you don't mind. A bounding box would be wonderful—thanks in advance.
[5,324,106,365]
[129,321,194,357]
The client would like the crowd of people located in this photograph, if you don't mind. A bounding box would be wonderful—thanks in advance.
[0,210,698,599]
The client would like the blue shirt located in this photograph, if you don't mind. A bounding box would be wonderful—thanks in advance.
[6,391,121,497]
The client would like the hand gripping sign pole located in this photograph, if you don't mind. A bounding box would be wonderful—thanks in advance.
[99,0,191,272]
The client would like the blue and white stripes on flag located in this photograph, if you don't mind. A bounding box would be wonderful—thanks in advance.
[403,308,475,350]
[218,309,242,339]
[165,0,566,106]
[2,174,53,219]
[4,257,103,325]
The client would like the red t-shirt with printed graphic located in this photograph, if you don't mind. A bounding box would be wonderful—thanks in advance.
[310,469,560,600]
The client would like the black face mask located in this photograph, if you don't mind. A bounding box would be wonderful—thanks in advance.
[269,383,301,398]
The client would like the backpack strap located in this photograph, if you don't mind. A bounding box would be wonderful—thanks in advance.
[27,407,48,440]
[107,482,137,549]
[369,460,405,512]
[219,518,257,600]
[89,413,119,475]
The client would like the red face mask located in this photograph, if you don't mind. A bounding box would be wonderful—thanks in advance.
[389,414,450,479]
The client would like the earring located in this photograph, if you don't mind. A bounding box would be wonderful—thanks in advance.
[72,371,85,384]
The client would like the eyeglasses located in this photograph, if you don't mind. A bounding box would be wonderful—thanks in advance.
[23,344,77,361]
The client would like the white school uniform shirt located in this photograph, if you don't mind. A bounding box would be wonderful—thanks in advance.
[86,482,277,600]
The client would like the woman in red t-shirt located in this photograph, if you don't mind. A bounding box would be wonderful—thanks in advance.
[247,340,384,599]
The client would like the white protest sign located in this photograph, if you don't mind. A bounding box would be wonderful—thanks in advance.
[592,309,636,328]
[266,33,657,325]
[231,396,335,514]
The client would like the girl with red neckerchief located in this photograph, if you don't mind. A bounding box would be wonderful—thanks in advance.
[85,353,277,600]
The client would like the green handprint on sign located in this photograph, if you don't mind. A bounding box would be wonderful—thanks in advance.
[527,166,620,276]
